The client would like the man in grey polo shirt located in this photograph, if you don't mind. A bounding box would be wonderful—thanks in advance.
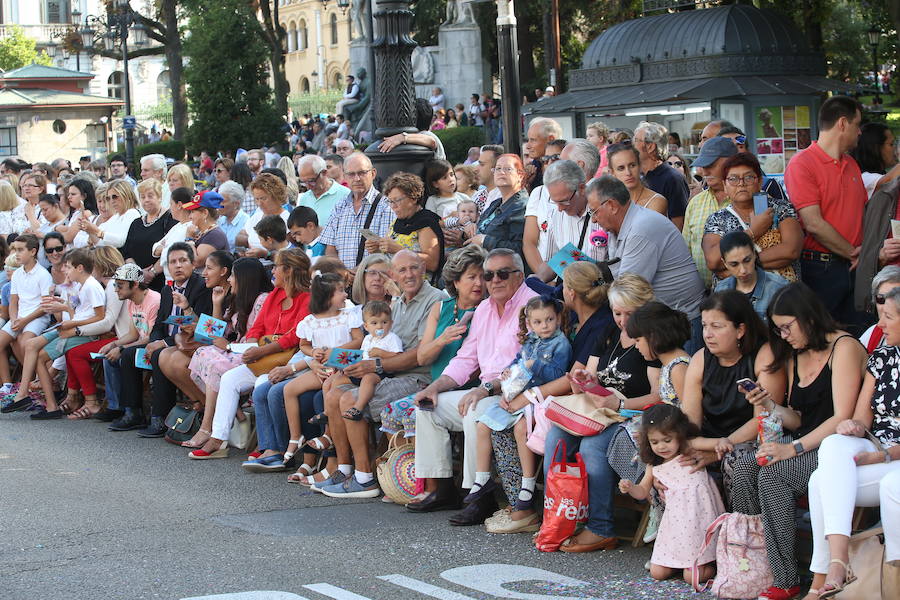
[587,175,706,351]
[319,250,448,498]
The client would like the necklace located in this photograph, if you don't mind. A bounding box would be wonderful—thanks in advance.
[452,301,472,323]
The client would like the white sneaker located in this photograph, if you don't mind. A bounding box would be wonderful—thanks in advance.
[643,505,661,543]
[0,383,13,395]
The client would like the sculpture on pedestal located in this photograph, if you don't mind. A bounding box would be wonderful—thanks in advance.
[351,0,370,42]
[445,0,475,25]
[345,68,370,122]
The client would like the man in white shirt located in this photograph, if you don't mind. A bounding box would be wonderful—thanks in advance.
[429,87,445,111]
[335,74,360,117]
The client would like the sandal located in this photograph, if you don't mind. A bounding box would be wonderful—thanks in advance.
[283,438,305,467]
[59,394,82,415]
[68,403,101,420]
[308,412,328,426]
[181,428,212,448]
[286,463,317,484]
[293,468,331,486]
[304,434,333,452]
[818,559,857,599]
[342,407,363,421]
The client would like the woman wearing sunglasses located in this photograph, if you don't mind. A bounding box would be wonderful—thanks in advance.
[859,266,900,353]
[665,153,702,198]
[82,180,140,249]
[465,154,528,258]
[42,232,68,287]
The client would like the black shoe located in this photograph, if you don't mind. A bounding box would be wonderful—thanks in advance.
[30,409,63,420]
[136,416,167,438]
[108,409,144,431]
[462,478,497,505]
[1,398,33,414]
[448,496,499,526]
[406,490,461,513]
[94,409,123,423]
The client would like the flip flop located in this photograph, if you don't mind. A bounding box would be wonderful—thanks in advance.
[68,404,101,420]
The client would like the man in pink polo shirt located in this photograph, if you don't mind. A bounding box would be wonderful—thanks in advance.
[410,248,537,524]
[785,96,867,327]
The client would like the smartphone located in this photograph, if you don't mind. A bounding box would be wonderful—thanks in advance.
[567,373,614,397]
[737,378,757,393]
[359,228,379,241]
[418,399,434,411]
[457,311,474,327]
[753,193,768,215]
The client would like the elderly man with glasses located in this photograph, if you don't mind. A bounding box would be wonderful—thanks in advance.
[408,248,537,523]
[296,154,350,226]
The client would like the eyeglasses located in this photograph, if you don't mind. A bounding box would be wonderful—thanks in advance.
[215,168,228,173]
[385,196,409,206]
[550,189,576,206]
[876,293,888,305]
[365,269,389,277]
[483,268,520,281]
[775,318,797,337]
[300,171,322,186]
[667,160,684,168]
[725,175,759,186]
[44,246,64,254]
[345,169,373,179]
[587,197,611,218]
[492,167,519,174]
[21,183,38,189]
[541,154,560,164]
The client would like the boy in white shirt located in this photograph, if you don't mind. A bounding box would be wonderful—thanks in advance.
[5,248,106,419]
[0,234,53,394]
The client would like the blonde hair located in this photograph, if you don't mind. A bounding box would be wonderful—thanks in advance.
[352,253,392,304]
[563,261,608,309]
[587,121,610,139]
[0,180,18,211]
[4,252,19,270]
[91,246,124,278]
[249,172,288,207]
[136,178,163,201]
[607,273,654,310]
[20,172,47,194]
[167,163,194,191]
[106,179,138,212]
[2,172,19,194]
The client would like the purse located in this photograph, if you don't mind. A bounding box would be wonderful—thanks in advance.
[545,392,625,437]
[839,526,900,600]
[375,432,417,504]
[523,387,552,455]
[248,334,297,377]
[228,410,253,450]
[163,404,201,445]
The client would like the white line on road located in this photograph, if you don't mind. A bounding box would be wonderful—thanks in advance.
[302,583,373,600]
[377,574,479,600]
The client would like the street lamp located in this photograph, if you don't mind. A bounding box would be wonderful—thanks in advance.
[868,27,881,94]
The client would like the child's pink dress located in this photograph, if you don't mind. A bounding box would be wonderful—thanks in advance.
[650,456,725,569]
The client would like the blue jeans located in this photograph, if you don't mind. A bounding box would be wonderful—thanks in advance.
[254,377,323,453]
[544,424,618,538]
[686,314,703,355]
[103,358,122,410]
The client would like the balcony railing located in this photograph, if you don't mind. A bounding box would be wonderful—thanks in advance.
[0,24,67,44]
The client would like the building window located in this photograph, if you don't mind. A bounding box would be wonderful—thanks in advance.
[330,14,338,45]
[300,77,310,93]
[108,71,124,100]
[299,20,307,51]
[44,0,70,24]
[0,127,17,155]
[52,119,67,134]
[157,70,171,103]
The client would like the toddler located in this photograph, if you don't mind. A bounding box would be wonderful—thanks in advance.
[442,200,479,251]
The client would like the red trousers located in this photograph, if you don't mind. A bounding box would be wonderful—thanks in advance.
[65,338,116,395]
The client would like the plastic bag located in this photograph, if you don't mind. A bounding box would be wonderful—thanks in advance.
[756,410,782,466]
[535,440,589,552]
[501,358,532,401]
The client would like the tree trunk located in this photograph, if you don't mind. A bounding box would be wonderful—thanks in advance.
[515,1,535,90]
[800,0,824,53]
[256,0,290,121]
[161,0,187,140]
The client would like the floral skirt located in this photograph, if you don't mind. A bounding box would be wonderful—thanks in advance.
[189,345,244,393]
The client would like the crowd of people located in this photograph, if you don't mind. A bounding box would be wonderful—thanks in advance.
[0,94,899,600]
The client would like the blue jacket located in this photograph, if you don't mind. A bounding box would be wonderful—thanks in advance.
[715,267,788,320]
[511,329,572,387]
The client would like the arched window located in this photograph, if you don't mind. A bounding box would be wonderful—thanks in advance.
[286,21,297,52]
[298,19,308,51]
[107,71,124,100]
[300,77,310,93]
[156,70,171,103]
[330,13,338,45]
[332,73,342,89]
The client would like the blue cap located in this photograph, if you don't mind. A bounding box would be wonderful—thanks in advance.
[692,136,738,168]
[183,190,223,210]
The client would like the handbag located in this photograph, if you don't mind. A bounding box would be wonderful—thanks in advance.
[692,512,772,598]
[523,387,552,455]
[545,392,625,437]
[375,432,417,504]
[534,440,589,552]
[247,334,297,377]
[840,526,900,600]
[163,404,201,445]
[228,410,253,450]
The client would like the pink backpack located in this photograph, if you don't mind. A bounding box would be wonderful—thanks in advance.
[692,512,773,598]
[523,388,552,455]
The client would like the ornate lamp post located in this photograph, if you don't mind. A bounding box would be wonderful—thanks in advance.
[867,27,881,94]
[48,8,84,71]
[497,0,522,156]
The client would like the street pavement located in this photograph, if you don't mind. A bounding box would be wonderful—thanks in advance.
[0,413,703,600]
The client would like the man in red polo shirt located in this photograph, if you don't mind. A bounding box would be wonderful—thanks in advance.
[785,96,867,327]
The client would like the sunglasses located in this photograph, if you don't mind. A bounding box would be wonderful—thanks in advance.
[541,154,560,163]
[735,135,747,145]
[45,246,64,254]
[668,160,684,167]
[483,268,520,281]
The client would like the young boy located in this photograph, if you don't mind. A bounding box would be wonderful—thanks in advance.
[5,248,106,419]
[254,214,291,258]
[0,235,53,396]
[288,206,324,263]
[0,252,20,329]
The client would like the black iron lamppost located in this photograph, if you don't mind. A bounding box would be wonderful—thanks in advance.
[80,1,147,172]
[867,27,881,94]
[48,8,84,71]
[497,0,522,156]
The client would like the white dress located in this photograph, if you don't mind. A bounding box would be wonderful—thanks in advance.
[294,307,363,349]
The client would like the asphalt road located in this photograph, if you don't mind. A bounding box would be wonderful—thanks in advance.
[0,413,704,600]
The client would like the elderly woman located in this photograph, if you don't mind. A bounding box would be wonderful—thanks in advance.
[804,284,900,600]
[213,158,234,191]
[121,178,176,291]
[681,290,785,498]
[703,152,803,282]
[467,154,527,257]
[19,172,46,217]
[350,253,395,306]
[82,180,140,248]
[860,266,900,351]
[182,191,228,269]
[608,142,667,216]
[242,173,290,258]
[189,248,312,460]
[365,172,443,277]
[714,231,788,320]
[725,283,867,600]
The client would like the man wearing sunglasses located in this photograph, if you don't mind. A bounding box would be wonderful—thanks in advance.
[411,248,537,524]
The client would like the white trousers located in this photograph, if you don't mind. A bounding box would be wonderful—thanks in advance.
[210,364,261,441]
[808,433,900,573]
[414,389,495,489]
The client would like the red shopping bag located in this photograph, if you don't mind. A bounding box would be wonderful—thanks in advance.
[534,440,589,552]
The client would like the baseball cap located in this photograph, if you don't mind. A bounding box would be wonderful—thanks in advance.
[113,263,143,282]
[182,190,223,211]
[692,136,738,168]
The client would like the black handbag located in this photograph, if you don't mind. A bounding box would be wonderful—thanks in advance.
[163,404,201,445]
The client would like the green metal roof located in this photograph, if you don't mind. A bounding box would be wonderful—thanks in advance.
[1,63,94,79]
[0,88,122,108]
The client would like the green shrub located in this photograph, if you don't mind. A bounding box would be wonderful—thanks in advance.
[435,127,487,164]
[134,140,187,163]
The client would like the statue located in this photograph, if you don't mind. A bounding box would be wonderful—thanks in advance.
[351,0,369,42]
[345,68,370,122]
[444,0,475,26]
[411,46,435,84]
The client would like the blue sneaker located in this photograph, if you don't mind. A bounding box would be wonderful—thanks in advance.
[311,470,348,494]
[320,476,380,499]
[241,454,287,473]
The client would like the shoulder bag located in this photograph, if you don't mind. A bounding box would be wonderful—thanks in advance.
[545,392,625,437]
[163,404,201,445]
[375,432,417,504]
[248,334,297,377]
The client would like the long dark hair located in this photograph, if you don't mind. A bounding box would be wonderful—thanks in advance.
[851,122,891,173]
[638,403,700,466]
[699,289,768,356]
[766,282,839,372]
[309,272,346,315]
[229,257,274,339]
[69,178,98,213]
[231,162,254,189]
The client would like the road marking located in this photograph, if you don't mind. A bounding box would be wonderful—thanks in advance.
[302,583,373,600]
[377,574,478,600]
[441,564,592,600]
[182,593,312,600]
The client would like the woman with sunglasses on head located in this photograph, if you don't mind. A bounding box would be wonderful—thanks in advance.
[607,142,668,216]
[82,180,140,249]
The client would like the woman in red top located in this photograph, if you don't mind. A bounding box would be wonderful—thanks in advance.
[189,248,312,459]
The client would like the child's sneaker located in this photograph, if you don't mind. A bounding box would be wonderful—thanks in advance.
[643,505,661,543]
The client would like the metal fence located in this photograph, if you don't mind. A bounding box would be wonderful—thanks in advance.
[288,89,344,117]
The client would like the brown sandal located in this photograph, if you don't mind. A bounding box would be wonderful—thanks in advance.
[68,403,100,420]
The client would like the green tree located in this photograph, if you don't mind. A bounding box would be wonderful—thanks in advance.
[0,25,52,71]
[182,0,283,154]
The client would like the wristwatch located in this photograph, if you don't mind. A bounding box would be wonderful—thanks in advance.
[74,326,82,336]
[374,357,384,374]
[793,440,805,456]
[402,132,408,143]
[480,381,495,395]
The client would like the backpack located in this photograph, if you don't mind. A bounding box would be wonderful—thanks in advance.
[692,512,772,598]
[523,387,551,455]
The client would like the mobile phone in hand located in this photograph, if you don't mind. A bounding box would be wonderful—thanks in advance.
[737,378,757,393]
[753,193,768,215]
[418,399,434,411]
[457,311,474,327]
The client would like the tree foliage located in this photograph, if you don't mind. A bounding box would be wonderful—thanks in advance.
[0,25,52,71]
[183,0,283,154]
